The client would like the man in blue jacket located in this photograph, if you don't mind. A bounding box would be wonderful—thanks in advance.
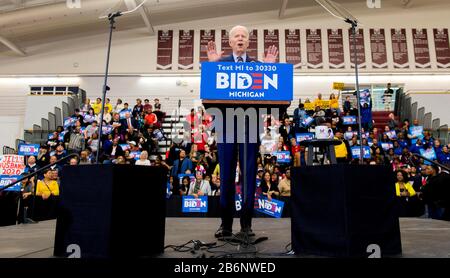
[438,145,450,166]
[170,149,194,195]
[206,25,278,238]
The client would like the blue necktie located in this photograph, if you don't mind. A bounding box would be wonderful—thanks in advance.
[237,56,244,62]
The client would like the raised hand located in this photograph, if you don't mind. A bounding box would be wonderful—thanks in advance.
[263,45,279,63]
[206,41,224,62]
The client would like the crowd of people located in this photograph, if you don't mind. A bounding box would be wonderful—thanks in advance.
[14,86,450,221]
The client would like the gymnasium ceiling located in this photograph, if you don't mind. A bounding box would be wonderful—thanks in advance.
[0,0,438,56]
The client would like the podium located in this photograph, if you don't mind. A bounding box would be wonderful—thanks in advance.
[291,164,402,257]
[54,164,167,258]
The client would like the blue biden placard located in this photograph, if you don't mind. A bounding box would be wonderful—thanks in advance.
[200,62,293,101]
[18,144,40,156]
[182,196,208,213]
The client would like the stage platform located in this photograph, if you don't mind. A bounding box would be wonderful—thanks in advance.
[1,218,449,258]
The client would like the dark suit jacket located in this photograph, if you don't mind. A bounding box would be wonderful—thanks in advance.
[279,124,295,143]
[220,54,257,63]
[105,144,124,158]
[119,118,138,134]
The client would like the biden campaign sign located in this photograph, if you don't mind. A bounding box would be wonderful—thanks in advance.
[182,196,208,213]
[200,62,293,101]
[0,175,22,192]
[296,133,314,142]
[18,144,40,156]
[273,151,291,164]
[255,197,284,218]
[351,146,371,159]
[343,116,357,125]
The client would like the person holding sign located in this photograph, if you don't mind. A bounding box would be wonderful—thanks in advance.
[206,25,278,238]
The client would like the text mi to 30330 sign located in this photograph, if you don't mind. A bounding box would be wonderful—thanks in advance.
[200,62,293,101]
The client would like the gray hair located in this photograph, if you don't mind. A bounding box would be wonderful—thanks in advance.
[229,25,249,39]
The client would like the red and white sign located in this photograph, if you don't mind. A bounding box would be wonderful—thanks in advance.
[306,29,323,69]
[0,155,25,176]
[156,30,173,70]
[391,29,409,69]
[285,29,301,69]
[412,28,431,68]
[348,28,366,68]
[178,30,194,70]
[433,28,450,68]
[370,29,388,69]
[264,29,279,63]
[327,29,344,69]
[200,30,215,64]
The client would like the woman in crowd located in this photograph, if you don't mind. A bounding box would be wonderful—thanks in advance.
[260,171,280,201]
[179,176,191,196]
[81,98,91,113]
[135,150,151,166]
[395,170,422,217]
[83,108,96,127]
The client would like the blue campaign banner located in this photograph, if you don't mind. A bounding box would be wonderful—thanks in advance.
[296,133,314,142]
[200,62,293,101]
[342,116,357,125]
[409,126,424,138]
[273,151,291,163]
[301,116,314,127]
[18,144,40,156]
[255,197,284,218]
[235,194,242,212]
[381,142,394,151]
[58,131,66,141]
[119,144,130,151]
[83,114,96,123]
[63,117,77,129]
[359,89,371,106]
[182,196,208,213]
[420,148,437,165]
[351,146,371,159]
[119,110,131,120]
[130,151,141,160]
[0,175,22,192]
[385,130,398,140]
[102,125,113,135]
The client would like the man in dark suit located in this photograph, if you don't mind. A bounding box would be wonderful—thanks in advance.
[279,117,295,146]
[206,25,278,238]
[119,111,138,135]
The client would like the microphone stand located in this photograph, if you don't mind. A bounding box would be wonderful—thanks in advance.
[96,12,122,163]
[346,19,364,165]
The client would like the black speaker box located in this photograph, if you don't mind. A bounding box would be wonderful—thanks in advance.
[291,165,402,257]
[54,164,167,258]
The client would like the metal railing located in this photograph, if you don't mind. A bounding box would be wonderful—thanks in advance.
[412,153,450,173]
[0,153,79,193]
